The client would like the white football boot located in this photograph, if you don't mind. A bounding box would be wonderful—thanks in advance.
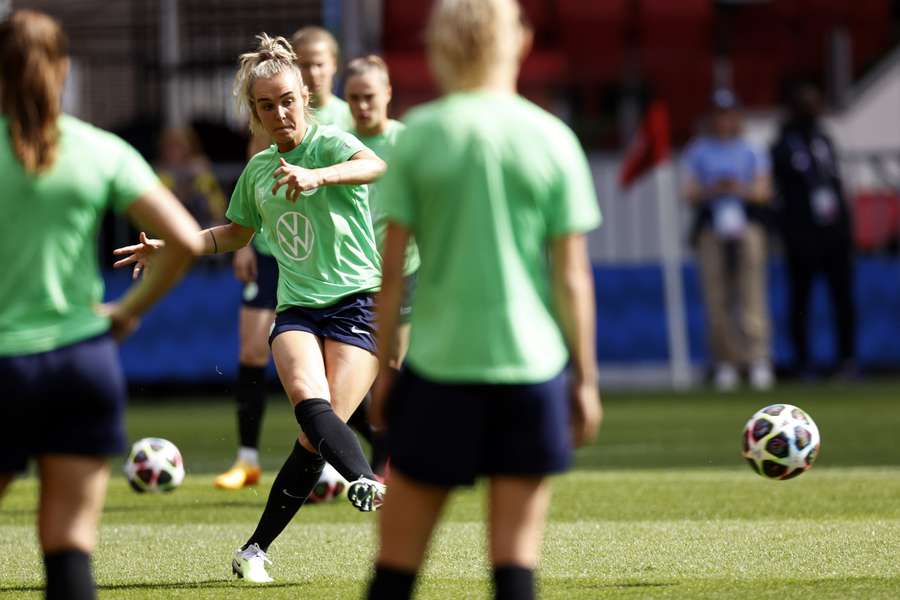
[347,477,386,512]
[231,543,273,583]
[749,360,775,391]
[714,363,739,392]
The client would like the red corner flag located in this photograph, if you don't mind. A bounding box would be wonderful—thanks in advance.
[618,100,671,188]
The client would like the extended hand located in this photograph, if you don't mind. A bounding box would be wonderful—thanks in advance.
[272,157,322,202]
[112,232,165,279]
[112,231,165,279]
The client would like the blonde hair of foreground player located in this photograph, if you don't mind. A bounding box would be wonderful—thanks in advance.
[367,0,602,598]
[0,10,201,598]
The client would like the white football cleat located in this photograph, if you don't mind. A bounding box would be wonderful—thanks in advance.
[232,543,273,583]
[714,363,739,392]
[347,477,386,512]
[750,361,775,391]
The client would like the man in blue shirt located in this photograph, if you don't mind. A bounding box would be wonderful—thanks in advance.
[681,90,775,391]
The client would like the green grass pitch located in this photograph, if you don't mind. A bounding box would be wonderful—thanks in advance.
[2,382,899,598]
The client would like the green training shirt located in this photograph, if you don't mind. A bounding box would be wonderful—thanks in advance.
[0,114,159,356]
[313,96,354,131]
[382,92,601,384]
[227,123,381,311]
[354,120,420,276]
[251,96,353,257]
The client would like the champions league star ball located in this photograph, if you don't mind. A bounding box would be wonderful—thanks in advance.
[305,463,349,503]
[124,437,185,493]
[742,404,821,480]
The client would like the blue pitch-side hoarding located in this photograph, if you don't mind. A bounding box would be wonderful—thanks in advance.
[105,258,900,382]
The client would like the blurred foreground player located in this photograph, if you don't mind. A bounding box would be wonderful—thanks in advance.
[0,10,202,600]
[367,1,602,599]
[218,25,355,490]
[114,35,388,583]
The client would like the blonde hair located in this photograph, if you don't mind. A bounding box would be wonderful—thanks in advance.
[426,0,522,92]
[291,26,339,64]
[345,54,390,86]
[0,10,68,173]
[234,34,305,135]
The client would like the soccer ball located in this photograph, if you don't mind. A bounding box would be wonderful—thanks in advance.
[306,463,349,503]
[124,437,185,493]
[742,404,821,480]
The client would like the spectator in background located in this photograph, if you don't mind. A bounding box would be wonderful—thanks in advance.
[156,127,227,230]
[682,90,774,391]
[771,82,856,377]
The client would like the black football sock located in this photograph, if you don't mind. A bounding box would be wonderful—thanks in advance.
[367,564,417,600]
[493,565,535,600]
[236,364,267,451]
[347,396,375,445]
[44,548,95,600]
[295,398,376,482]
[243,440,324,552]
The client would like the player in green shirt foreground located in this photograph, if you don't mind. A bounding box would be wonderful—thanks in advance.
[0,11,202,599]
[218,26,356,491]
[366,1,603,599]
[114,34,388,584]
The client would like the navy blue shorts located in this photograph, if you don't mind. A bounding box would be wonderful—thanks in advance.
[269,293,376,354]
[386,366,572,487]
[241,252,278,310]
[399,273,417,325]
[0,333,127,473]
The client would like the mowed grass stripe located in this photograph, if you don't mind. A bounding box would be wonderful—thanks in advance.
[1,519,898,595]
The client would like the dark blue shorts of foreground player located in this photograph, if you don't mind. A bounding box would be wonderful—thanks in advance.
[241,251,279,311]
[0,333,127,473]
[269,292,377,355]
[386,366,572,487]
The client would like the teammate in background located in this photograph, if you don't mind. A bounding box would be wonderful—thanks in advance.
[0,11,202,600]
[293,26,353,130]
[343,55,420,476]
[114,35,387,584]
[367,1,602,599]
[218,25,354,490]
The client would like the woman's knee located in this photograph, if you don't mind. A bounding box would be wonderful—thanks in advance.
[283,378,330,404]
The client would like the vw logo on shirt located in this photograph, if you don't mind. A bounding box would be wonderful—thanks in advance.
[275,211,314,261]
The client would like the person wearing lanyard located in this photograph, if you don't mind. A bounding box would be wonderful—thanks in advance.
[771,82,856,378]
[682,90,774,391]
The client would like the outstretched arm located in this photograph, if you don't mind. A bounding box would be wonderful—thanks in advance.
[272,149,387,202]
[113,222,255,278]
[103,184,202,338]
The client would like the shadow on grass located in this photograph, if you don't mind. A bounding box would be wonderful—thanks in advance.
[0,580,303,592]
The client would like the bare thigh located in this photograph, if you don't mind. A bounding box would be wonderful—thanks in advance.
[323,339,378,422]
[238,307,276,367]
[377,469,452,570]
[38,454,110,553]
[488,476,551,567]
